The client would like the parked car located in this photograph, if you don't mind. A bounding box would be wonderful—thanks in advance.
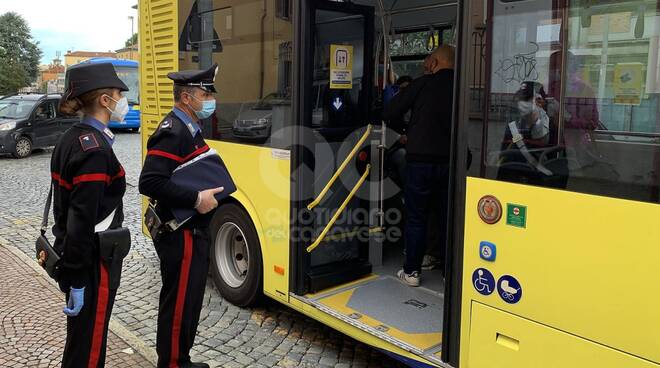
[232,93,276,142]
[0,94,79,158]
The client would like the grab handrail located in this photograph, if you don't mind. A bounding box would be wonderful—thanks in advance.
[306,164,371,253]
[307,124,373,211]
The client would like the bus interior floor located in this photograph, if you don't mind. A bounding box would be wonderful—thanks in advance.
[310,275,444,355]
[372,243,446,294]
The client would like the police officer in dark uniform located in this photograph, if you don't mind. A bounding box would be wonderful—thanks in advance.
[139,64,222,368]
[52,63,129,367]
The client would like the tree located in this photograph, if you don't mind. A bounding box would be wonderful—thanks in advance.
[0,12,42,92]
[125,33,138,47]
[0,62,27,95]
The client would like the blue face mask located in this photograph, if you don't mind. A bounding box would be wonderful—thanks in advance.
[187,94,216,119]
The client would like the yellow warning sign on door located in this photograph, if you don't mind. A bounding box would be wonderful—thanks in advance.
[330,44,353,89]
[614,63,643,105]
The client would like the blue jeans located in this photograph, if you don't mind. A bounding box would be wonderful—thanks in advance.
[404,161,450,274]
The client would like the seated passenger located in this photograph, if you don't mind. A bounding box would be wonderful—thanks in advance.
[497,81,558,185]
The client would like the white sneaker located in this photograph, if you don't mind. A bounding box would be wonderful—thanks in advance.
[397,269,420,287]
[422,255,440,270]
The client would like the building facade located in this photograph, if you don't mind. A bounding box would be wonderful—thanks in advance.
[64,50,117,67]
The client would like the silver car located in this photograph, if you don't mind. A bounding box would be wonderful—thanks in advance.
[232,94,275,142]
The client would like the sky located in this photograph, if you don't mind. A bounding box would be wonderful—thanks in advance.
[0,0,139,65]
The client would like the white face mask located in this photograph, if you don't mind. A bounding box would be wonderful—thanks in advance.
[517,100,535,116]
[105,95,129,122]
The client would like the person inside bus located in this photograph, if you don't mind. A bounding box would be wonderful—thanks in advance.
[387,75,413,187]
[382,45,455,287]
[496,81,553,183]
[548,50,604,171]
[386,72,445,271]
[497,80,573,189]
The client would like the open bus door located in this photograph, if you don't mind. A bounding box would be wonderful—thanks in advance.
[292,0,376,294]
[292,1,463,366]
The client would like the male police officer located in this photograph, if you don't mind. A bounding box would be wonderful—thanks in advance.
[139,63,221,368]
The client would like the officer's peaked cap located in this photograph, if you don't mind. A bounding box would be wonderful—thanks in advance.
[168,63,218,93]
[62,63,129,102]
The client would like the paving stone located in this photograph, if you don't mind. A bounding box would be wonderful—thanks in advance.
[0,244,153,367]
[0,134,405,367]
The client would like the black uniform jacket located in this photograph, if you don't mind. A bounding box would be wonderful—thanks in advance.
[382,69,454,163]
[51,123,126,287]
[139,110,213,228]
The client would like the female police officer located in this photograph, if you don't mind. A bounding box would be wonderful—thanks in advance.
[52,62,129,368]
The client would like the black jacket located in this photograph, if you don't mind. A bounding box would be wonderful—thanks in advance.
[139,111,213,228]
[51,123,126,287]
[383,69,454,162]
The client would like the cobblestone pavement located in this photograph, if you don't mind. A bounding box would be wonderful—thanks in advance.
[0,243,154,367]
[0,132,404,368]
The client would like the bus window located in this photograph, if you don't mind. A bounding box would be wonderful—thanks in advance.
[310,9,370,138]
[389,28,449,79]
[482,0,660,204]
[178,0,294,148]
[114,66,139,105]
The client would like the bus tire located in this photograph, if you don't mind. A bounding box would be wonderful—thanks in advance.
[209,203,263,307]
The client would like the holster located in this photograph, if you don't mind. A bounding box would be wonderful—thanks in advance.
[97,227,131,289]
[35,234,62,281]
[145,201,165,240]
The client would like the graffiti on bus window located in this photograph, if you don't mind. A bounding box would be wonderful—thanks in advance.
[495,42,540,84]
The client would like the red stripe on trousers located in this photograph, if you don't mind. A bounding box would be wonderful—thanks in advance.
[88,262,110,368]
[169,229,193,368]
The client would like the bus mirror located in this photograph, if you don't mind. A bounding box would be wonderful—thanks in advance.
[180,3,223,53]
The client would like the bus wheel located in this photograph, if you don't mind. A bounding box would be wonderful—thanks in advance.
[209,203,263,307]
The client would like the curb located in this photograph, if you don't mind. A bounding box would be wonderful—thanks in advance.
[1,243,158,366]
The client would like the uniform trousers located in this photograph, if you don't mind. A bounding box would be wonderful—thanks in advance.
[154,228,210,368]
[62,261,117,368]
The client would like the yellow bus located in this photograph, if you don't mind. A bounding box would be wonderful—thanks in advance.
[139,0,660,366]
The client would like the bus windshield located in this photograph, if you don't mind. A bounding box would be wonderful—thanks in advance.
[114,66,139,105]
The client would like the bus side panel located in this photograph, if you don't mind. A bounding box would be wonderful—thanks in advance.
[460,177,660,367]
[210,141,291,302]
[139,0,178,117]
[467,302,657,368]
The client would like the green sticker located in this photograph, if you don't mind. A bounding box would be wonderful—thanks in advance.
[506,204,527,228]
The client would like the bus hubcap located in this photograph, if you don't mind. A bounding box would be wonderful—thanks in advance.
[215,222,249,288]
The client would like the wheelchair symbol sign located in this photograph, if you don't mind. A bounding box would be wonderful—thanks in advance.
[479,241,496,261]
[497,275,523,304]
[472,268,495,296]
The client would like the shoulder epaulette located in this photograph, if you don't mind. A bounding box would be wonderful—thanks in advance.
[78,133,100,151]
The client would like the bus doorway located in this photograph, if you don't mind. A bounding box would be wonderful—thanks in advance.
[292,1,461,364]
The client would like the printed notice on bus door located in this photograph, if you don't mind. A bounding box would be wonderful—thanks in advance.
[614,63,643,105]
[330,44,353,89]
